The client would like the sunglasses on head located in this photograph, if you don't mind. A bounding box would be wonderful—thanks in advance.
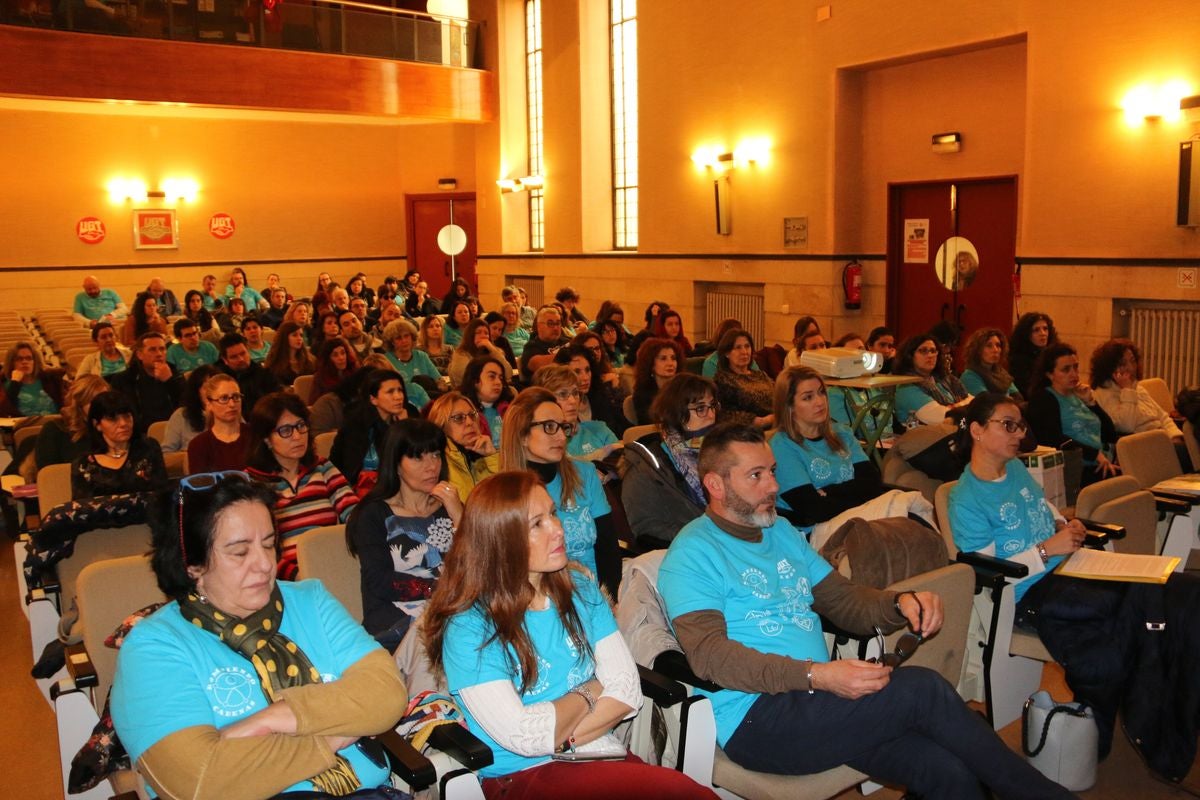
[177,471,252,565]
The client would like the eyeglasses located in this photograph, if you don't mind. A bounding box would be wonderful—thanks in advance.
[915,347,940,356]
[879,631,924,668]
[177,471,252,566]
[585,344,603,354]
[987,418,1029,434]
[208,392,243,405]
[530,419,575,437]
[687,401,721,416]
[554,389,581,401]
[448,410,478,425]
[273,420,309,438]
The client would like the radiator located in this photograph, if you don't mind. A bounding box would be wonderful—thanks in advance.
[505,276,544,310]
[705,291,764,348]
[1127,306,1200,397]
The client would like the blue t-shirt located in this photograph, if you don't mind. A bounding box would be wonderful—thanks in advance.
[658,514,833,746]
[249,342,271,363]
[546,464,611,577]
[504,328,530,358]
[960,368,1019,397]
[441,572,617,778]
[99,352,128,377]
[73,288,123,320]
[949,460,1062,602]
[111,580,387,797]
[1049,388,1103,456]
[770,425,867,530]
[894,380,957,429]
[166,340,219,372]
[567,420,618,459]
[480,403,504,448]
[225,285,265,309]
[15,379,58,415]
[385,350,442,384]
[443,325,464,348]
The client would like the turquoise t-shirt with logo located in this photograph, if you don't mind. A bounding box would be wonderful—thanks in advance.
[480,403,504,448]
[100,353,128,377]
[546,464,610,577]
[166,340,219,372]
[249,342,271,363]
[658,514,833,746]
[441,572,616,778]
[73,289,123,321]
[567,420,618,459]
[770,424,867,527]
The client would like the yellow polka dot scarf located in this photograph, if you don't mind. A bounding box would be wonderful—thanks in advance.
[179,585,360,795]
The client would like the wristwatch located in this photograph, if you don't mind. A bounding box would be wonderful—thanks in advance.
[1037,543,1049,564]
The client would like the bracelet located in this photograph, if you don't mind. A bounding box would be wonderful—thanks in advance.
[1037,543,1049,565]
[893,590,918,620]
[804,658,815,695]
[569,684,597,713]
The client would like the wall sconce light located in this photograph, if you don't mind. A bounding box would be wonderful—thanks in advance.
[497,176,544,193]
[692,139,770,235]
[1182,95,1200,123]
[931,132,962,154]
[1122,81,1193,124]
[160,178,199,203]
[438,177,458,191]
[107,177,199,203]
[107,177,148,204]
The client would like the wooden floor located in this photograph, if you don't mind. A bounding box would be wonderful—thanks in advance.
[5,540,1199,800]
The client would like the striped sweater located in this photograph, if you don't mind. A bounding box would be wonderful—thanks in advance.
[249,458,359,579]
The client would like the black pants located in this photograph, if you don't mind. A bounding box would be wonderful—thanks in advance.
[722,666,1074,800]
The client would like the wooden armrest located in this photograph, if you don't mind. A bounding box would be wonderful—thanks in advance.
[64,642,98,690]
[1156,495,1193,514]
[955,551,1029,579]
[1151,489,1198,507]
[651,650,722,693]
[427,724,493,770]
[637,664,687,708]
[374,729,437,790]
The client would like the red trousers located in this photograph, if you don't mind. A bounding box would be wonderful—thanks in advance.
[481,752,716,799]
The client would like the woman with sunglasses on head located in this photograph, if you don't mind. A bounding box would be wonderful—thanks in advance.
[533,364,619,462]
[427,391,500,503]
[346,420,463,652]
[892,334,972,430]
[247,392,359,579]
[622,374,716,550]
[461,355,516,449]
[111,473,407,800]
[713,329,775,429]
[501,387,618,596]
[71,390,167,500]
[424,471,713,800]
[186,373,250,474]
[1026,342,1119,486]
[330,369,416,496]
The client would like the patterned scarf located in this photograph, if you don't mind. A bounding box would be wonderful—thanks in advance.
[662,429,706,506]
[178,585,360,796]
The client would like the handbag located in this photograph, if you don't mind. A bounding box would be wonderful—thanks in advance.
[1021,690,1098,791]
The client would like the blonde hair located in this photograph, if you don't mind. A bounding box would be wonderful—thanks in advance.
[427,391,474,431]
[201,373,239,424]
[531,364,578,395]
[499,387,582,508]
[64,375,110,441]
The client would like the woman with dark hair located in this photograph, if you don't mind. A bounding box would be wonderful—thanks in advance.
[405,279,438,319]
[345,272,375,309]
[0,340,67,416]
[448,318,506,388]
[440,277,477,318]
[160,365,218,453]
[960,327,1022,400]
[262,321,316,386]
[892,334,971,430]
[698,318,745,375]
[424,471,707,798]
[186,373,249,473]
[330,369,416,494]
[622,374,715,548]
[555,341,629,438]
[567,331,621,390]
[501,387,617,595]
[314,270,333,297]
[596,318,629,367]
[1010,312,1058,396]
[443,299,472,349]
[111,473,406,800]
[427,391,499,502]
[122,292,169,347]
[246,392,359,578]
[783,315,822,369]
[592,300,630,335]
[713,329,775,428]
[71,390,167,499]
[214,296,247,335]
[625,300,669,366]
[461,355,516,449]
[309,337,359,404]
[484,311,519,368]
[652,309,693,358]
[631,338,683,425]
[867,326,897,368]
[346,420,464,650]
[1026,342,1119,485]
[181,290,219,339]
[310,310,342,353]
[1090,338,1188,467]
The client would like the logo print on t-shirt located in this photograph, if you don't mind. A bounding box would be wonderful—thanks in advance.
[810,457,833,482]
[741,567,771,599]
[776,559,796,580]
[999,502,1020,531]
[745,608,783,637]
[207,666,258,718]
[560,505,595,561]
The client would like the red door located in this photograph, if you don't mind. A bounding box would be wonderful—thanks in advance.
[405,194,477,303]
[886,177,1017,358]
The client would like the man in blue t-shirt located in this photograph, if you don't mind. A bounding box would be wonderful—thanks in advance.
[72,275,128,327]
[657,423,1073,799]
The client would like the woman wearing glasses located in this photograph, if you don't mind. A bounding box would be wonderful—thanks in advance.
[533,365,619,462]
[556,341,630,439]
[424,471,712,799]
[246,392,359,579]
[330,369,416,496]
[186,374,250,473]
[71,390,168,500]
[622,374,715,549]
[892,334,972,430]
[111,473,407,800]
[501,387,618,596]
[427,391,500,503]
[346,420,463,652]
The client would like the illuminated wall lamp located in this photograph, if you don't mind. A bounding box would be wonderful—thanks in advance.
[1182,95,1200,123]
[520,175,544,190]
[932,132,962,154]
[497,178,523,193]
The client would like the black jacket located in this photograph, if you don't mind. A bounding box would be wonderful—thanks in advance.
[109,364,184,432]
[620,432,705,549]
[218,361,282,415]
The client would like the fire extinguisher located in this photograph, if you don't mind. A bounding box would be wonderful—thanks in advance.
[842,261,862,310]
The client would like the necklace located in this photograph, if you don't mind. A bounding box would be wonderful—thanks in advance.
[392,489,435,516]
[106,448,128,458]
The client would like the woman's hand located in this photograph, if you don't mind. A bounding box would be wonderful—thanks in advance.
[1074,383,1096,405]
[810,660,891,699]
[602,372,620,388]
[1093,452,1120,478]
[1112,367,1135,390]
[431,480,464,523]
[465,432,497,456]
[1042,518,1087,556]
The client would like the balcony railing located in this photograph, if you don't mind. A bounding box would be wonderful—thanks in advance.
[1,0,479,68]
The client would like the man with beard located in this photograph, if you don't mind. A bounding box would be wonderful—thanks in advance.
[656,423,1074,800]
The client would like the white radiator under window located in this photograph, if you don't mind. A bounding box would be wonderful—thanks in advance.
[705,290,764,348]
[1126,306,1200,397]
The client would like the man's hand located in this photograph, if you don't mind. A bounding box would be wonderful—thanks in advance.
[150,362,173,382]
[897,591,943,638]
[810,659,891,699]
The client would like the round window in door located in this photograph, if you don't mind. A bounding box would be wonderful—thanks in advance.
[934,236,980,291]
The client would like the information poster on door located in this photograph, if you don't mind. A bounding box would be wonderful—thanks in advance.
[904,218,929,263]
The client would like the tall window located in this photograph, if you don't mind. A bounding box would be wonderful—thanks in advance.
[610,0,637,249]
[525,0,544,251]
